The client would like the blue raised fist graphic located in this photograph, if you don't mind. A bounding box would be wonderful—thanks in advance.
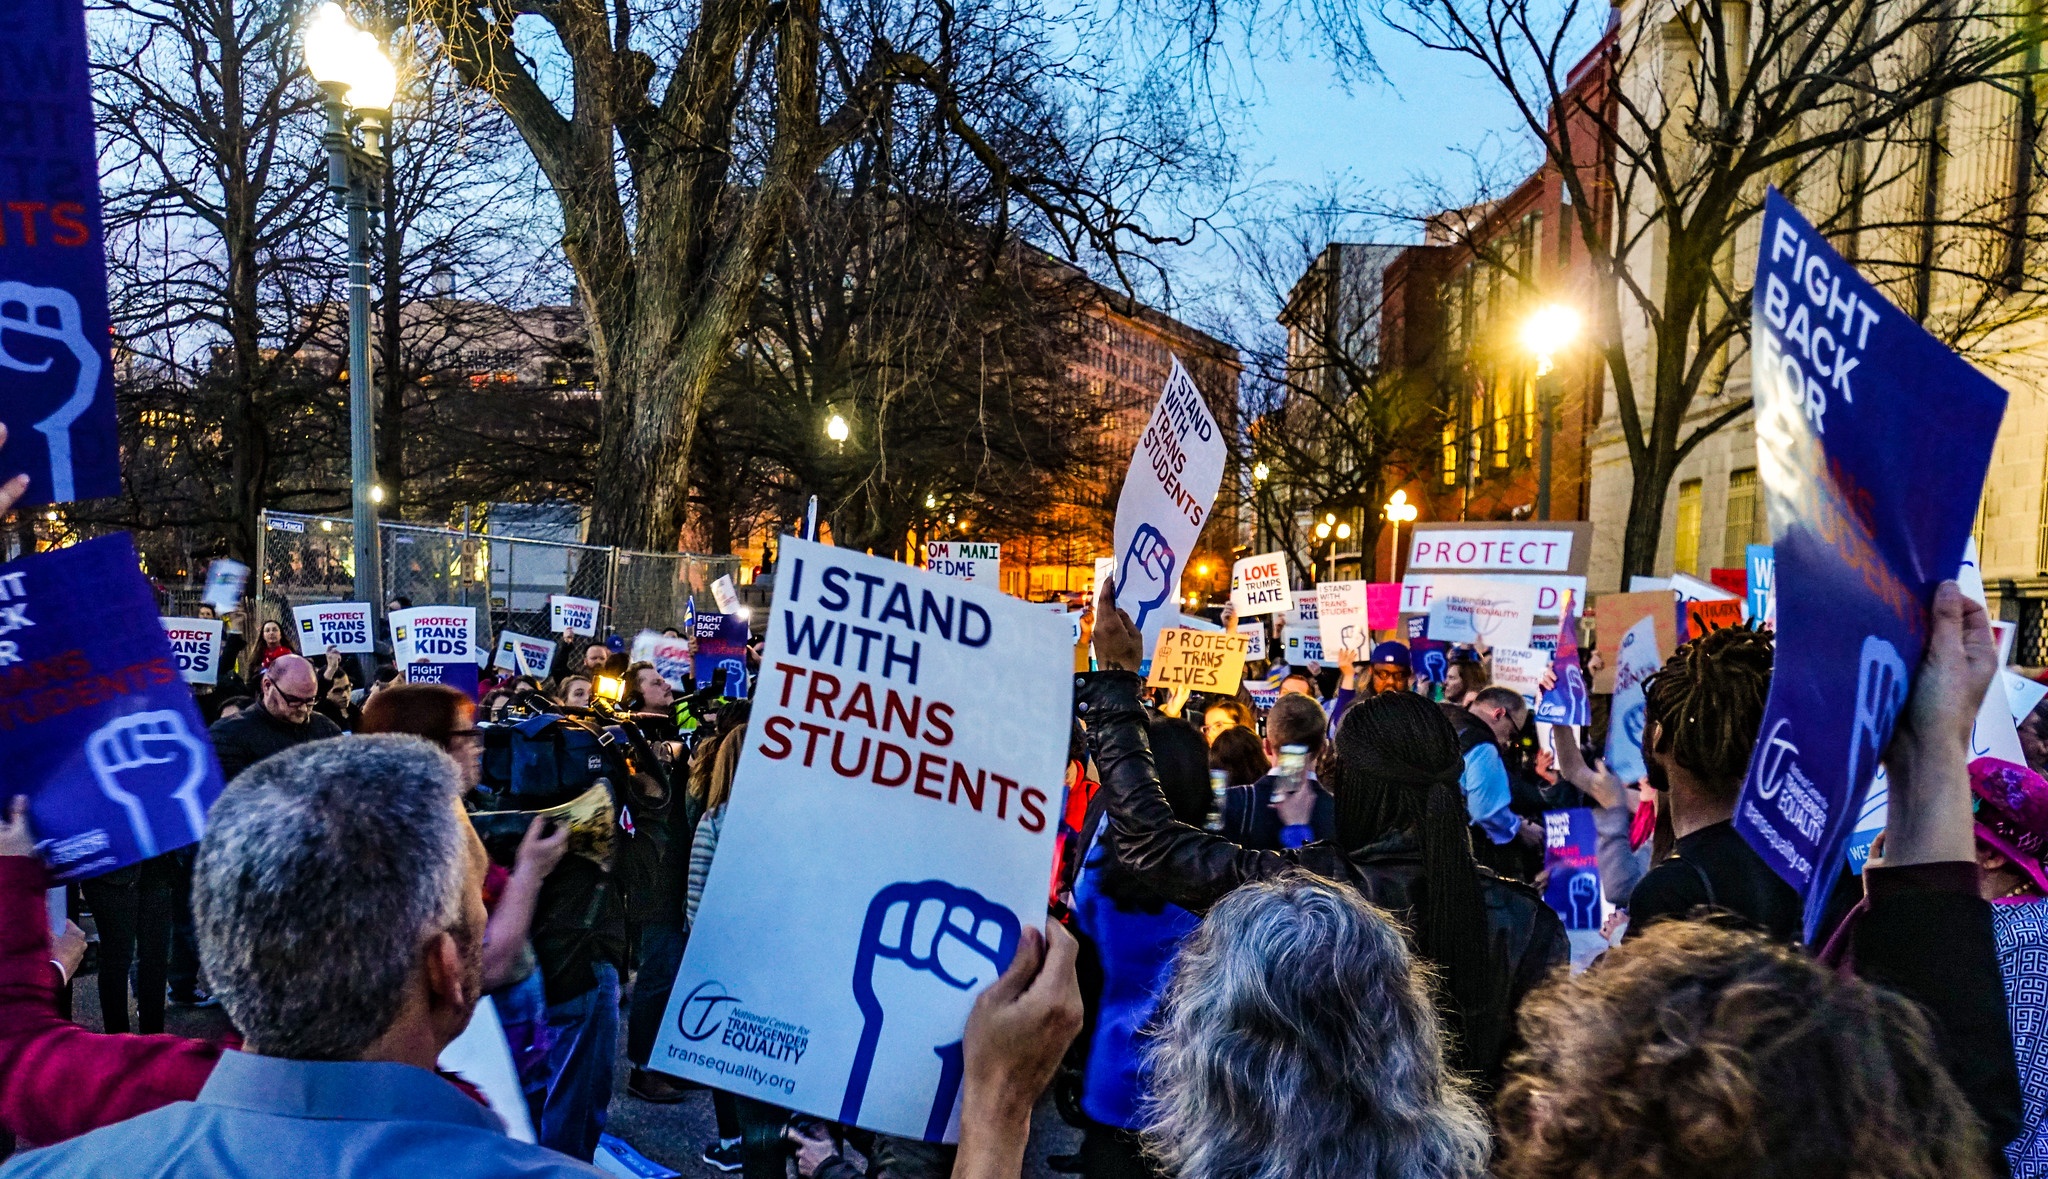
[1565,870,1601,930]
[0,282,101,502]
[1848,635,1908,797]
[1116,524,1176,634]
[842,880,1020,1140]
[86,710,211,858]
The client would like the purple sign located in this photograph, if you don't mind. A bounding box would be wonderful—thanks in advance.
[1735,190,2005,939]
[0,0,121,505]
[1542,808,1602,931]
[0,535,224,880]
[1534,590,1589,726]
[692,612,750,699]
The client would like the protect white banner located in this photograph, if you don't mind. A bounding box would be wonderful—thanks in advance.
[1109,357,1226,651]
[1315,581,1372,659]
[1229,553,1291,617]
[494,631,554,678]
[1399,573,1585,618]
[392,606,478,666]
[1424,577,1538,648]
[1406,528,1576,573]
[292,602,374,654]
[652,537,1067,1143]
[551,594,600,637]
[630,630,695,690]
[159,617,222,686]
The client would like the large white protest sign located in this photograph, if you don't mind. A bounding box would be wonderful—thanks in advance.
[438,996,535,1144]
[1316,581,1373,658]
[653,537,1067,1143]
[1407,527,1579,573]
[1282,596,1321,664]
[1109,357,1226,651]
[1399,573,1585,619]
[200,558,248,612]
[1425,577,1538,648]
[713,575,744,617]
[1491,647,1549,701]
[495,631,554,678]
[1238,622,1267,661]
[292,602,373,654]
[551,594,601,637]
[158,617,223,686]
[391,606,478,665]
[926,542,1001,585]
[1229,553,1291,617]
[631,630,695,690]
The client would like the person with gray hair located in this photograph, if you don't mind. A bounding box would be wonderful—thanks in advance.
[1142,871,1490,1179]
[0,735,604,1178]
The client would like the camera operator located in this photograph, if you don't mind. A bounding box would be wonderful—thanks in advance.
[614,662,699,1105]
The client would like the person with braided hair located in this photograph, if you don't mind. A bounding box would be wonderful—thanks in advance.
[1623,622,1804,941]
[1078,579,1566,1091]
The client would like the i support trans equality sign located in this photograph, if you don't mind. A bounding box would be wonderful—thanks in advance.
[1733,189,2005,939]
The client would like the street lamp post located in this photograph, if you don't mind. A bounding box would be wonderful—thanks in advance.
[1383,488,1418,581]
[304,2,395,614]
[1519,303,1582,522]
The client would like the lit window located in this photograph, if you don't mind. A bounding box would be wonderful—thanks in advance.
[1675,479,1703,576]
[1722,468,1761,570]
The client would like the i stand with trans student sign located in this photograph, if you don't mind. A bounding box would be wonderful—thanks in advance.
[1733,190,2005,940]
[1109,357,1226,656]
[652,538,1068,1143]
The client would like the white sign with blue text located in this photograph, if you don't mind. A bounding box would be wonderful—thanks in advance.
[391,606,478,666]
[158,617,223,686]
[550,594,600,637]
[1109,357,1225,650]
[653,537,1067,1143]
[292,602,374,655]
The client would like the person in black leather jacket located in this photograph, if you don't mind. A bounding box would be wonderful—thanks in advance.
[1078,581,1567,1089]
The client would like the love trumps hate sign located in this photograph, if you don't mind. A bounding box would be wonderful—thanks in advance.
[653,538,1067,1144]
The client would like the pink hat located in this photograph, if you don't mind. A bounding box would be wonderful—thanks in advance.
[1971,758,2048,895]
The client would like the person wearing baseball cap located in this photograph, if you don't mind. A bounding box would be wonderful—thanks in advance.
[1368,642,1412,695]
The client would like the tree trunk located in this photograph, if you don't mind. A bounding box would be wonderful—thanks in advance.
[1620,457,1672,584]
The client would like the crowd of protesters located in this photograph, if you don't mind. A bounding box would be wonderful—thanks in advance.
[4,538,2048,1179]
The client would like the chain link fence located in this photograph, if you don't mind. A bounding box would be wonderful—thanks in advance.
[254,511,746,654]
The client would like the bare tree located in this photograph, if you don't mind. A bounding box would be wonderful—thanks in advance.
[415,0,1218,550]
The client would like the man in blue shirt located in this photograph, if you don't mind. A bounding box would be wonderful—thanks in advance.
[0,737,604,1178]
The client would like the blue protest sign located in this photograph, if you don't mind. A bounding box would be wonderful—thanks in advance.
[405,659,479,697]
[1542,808,1602,931]
[0,535,224,879]
[692,612,751,699]
[1534,591,1589,726]
[1746,545,1775,628]
[0,0,120,506]
[1734,190,2005,939]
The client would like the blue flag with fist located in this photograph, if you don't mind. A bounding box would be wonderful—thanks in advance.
[0,534,225,880]
[1734,189,2005,940]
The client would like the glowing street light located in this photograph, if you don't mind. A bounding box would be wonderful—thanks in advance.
[1384,488,1418,580]
[826,413,850,445]
[1519,302,1581,521]
[1252,462,1269,482]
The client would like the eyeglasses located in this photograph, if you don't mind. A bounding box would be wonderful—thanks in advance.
[264,679,319,707]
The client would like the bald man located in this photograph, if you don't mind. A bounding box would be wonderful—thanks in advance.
[208,653,344,782]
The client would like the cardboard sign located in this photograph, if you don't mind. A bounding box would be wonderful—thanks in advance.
[1542,809,1605,932]
[1747,545,1776,627]
[1316,581,1373,659]
[1605,614,1662,783]
[713,575,744,617]
[551,594,600,637]
[1424,577,1537,648]
[1734,189,2006,938]
[1238,622,1267,662]
[1109,357,1226,650]
[1229,553,1291,616]
[391,606,479,666]
[1146,627,1249,694]
[4,535,225,880]
[631,630,695,690]
[292,602,373,655]
[691,612,751,699]
[494,631,554,678]
[1591,591,1681,694]
[200,559,248,612]
[1282,596,1321,664]
[653,537,1067,1142]
[1399,573,1585,619]
[158,617,223,686]
[0,0,121,507]
[1684,598,1746,642]
[1535,592,1590,726]
[1490,647,1548,700]
[927,542,1001,585]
